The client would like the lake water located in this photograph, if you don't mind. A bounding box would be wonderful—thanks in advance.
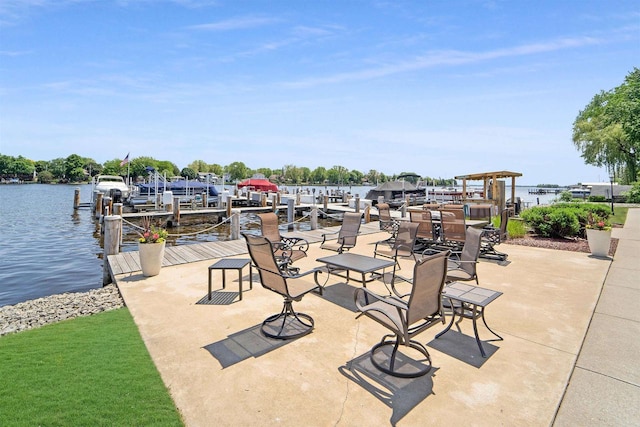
[0,183,558,307]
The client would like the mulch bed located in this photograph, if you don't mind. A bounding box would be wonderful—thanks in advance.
[506,235,618,257]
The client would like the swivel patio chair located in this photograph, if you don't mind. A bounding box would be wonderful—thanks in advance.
[320,212,362,254]
[257,212,309,273]
[373,221,419,296]
[354,251,449,378]
[377,203,399,239]
[243,233,321,340]
[481,208,510,261]
[410,210,438,249]
[439,211,466,250]
[444,226,483,285]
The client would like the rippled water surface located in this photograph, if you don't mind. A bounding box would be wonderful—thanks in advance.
[0,184,104,306]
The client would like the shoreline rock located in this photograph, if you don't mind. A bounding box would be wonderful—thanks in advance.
[0,285,125,336]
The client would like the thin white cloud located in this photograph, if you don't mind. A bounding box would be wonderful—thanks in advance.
[282,36,604,88]
[188,16,279,31]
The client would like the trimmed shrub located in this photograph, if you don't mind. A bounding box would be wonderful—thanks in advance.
[587,195,606,202]
[625,182,640,203]
[521,203,609,238]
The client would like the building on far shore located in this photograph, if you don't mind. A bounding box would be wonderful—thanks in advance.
[570,182,632,201]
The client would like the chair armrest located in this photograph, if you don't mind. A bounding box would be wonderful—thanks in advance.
[321,230,339,244]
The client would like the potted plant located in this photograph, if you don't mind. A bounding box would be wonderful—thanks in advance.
[585,213,612,257]
[138,216,168,276]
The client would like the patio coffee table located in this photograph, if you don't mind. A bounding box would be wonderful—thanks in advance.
[435,282,503,357]
[314,253,396,289]
[208,258,252,301]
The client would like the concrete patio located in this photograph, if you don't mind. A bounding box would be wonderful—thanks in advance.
[113,210,639,426]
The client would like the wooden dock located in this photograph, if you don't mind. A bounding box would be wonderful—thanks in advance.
[107,221,383,278]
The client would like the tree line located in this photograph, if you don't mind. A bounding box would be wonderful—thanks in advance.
[0,154,456,187]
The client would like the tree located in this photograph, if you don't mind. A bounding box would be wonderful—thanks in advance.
[573,68,640,184]
[226,161,249,181]
[310,166,327,184]
[188,160,209,173]
[180,167,197,180]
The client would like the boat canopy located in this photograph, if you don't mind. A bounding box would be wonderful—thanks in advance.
[237,178,278,192]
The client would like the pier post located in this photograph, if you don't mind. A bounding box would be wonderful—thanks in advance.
[364,205,370,223]
[202,192,207,208]
[287,198,295,230]
[231,209,240,240]
[74,187,81,209]
[355,196,360,213]
[324,195,328,211]
[401,201,407,218]
[95,193,103,219]
[173,196,181,226]
[311,207,318,230]
[272,195,277,212]
[104,197,113,218]
[103,215,121,285]
[226,195,233,218]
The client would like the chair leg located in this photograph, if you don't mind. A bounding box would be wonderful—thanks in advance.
[369,334,433,378]
[261,298,314,340]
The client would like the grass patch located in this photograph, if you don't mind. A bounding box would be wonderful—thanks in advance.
[610,206,629,226]
[0,308,183,426]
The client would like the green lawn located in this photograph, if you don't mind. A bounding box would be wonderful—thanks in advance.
[0,308,183,426]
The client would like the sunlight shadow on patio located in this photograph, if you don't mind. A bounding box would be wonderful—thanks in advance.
[203,325,293,368]
[339,352,438,425]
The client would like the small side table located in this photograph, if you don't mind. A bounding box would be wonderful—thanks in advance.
[436,282,503,357]
[208,258,252,301]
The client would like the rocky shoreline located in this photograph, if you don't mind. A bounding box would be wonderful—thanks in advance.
[0,285,125,336]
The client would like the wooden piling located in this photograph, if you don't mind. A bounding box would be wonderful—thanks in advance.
[324,195,328,211]
[272,195,277,212]
[355,196,360,213]
[94,193,103,219]
[103,215,121,285]
[74,187,81,209]
[364,205,370,223]
[311,207,318,230]
[287,198,295,230]
[173,196,181,226]
[231,209,240,240]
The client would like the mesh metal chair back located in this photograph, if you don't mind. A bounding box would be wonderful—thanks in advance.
[244,234,288,296]
[257,212,282,243]
[459,227,483,276]
[337,212,362,249]
[440,211,466,245]
[410,210,435,242]
[407,251,448,325]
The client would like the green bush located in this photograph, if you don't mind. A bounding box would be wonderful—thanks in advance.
[521,203,610,238]
[625,182,640,203]
[558,191,573,202]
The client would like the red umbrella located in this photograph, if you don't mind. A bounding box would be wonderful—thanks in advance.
[237,178,278,192]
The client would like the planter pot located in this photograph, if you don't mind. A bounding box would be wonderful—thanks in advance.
[586,229,611,257]
[138,241,166,276]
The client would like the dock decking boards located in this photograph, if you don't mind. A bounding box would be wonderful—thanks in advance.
[108,221,383,277]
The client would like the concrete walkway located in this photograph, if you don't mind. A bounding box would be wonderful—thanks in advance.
[553,208,640,426]
[113,209,639,426]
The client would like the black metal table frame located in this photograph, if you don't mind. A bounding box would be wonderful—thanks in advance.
[435,282,503,357]
[314,253,396,289]
[208,258,253,301]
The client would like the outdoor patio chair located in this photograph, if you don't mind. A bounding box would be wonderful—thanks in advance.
[481,208,510,261]
[243,233,321,340]
[320,212,362,253]
[439,211,466,250]
[410,210,438,248]
[377,203,399,238]
[257,212,309,272]
[444,226,483,285]
[354,251,449,378]
[374,222,419,296]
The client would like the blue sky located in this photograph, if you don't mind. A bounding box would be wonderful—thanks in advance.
[1,0,638,185]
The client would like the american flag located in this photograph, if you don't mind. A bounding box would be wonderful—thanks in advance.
[120,152,130,167]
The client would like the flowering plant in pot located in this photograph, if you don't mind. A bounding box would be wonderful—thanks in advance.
[585,213,612,257]
[585,213,611,231]
[138,217,168,276]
